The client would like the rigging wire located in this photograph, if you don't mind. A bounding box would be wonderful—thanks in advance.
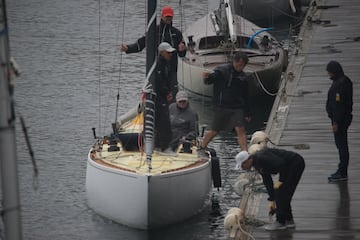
[114,0,127,133]
[270,4,303,20]
[178,0,186,93]
[97,2,121,137]
[19,115,39,189]
[97,0,102,135]
[96,0,132,137]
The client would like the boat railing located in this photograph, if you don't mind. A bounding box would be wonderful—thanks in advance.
[194,48,262,56]
[197,36,259,51]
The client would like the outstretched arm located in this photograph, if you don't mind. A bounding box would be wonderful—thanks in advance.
[121,35,146,54]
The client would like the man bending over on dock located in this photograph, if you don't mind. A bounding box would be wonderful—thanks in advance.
[241,145,305,231]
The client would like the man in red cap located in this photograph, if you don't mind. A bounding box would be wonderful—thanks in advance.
[120,6,186,102]
[162,6,174,18]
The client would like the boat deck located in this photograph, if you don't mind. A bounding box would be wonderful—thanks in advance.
[90,143,207,175]
[236,0,360,239]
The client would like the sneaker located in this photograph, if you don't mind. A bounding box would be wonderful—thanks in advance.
[159,148,178,157]
[197,148,209,158]
[264,221,287,231]
[285,219,296,228]
[153,148,161,153]
[328,173,347,182]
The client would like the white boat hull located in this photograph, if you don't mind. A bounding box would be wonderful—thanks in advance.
[178,12,286,98]
[178,49,285,98]
[86,151,212,229]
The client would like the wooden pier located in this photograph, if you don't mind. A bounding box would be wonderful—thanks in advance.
[235,0,360,239]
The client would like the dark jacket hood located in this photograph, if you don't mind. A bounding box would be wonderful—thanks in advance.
[326,60,344,80]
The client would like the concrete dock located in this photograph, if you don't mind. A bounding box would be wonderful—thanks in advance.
[236,0,360,239]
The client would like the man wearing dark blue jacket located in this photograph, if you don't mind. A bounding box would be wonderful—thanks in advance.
[152,42,177,155]
[199,52,251,155]
[326,60,353,182]
[241,147,305,231]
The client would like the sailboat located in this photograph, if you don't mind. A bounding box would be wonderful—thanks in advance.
[178,0,287,98]
[232,0,302,21]
[0,0,23,239]
[85,0,221,230]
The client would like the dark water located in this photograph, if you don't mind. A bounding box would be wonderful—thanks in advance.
[5,0,297,239]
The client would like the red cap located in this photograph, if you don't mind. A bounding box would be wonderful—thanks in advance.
[162,6,174,17]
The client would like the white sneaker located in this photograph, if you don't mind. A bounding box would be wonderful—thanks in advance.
[153,148,161,153]
[285,219,296,228]
[264,221,287,231]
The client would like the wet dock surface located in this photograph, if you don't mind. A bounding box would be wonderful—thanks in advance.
[239,0,360,239]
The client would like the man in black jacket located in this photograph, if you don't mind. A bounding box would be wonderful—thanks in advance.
[199,52,251,155]
[326,60,353,182]
[152,42,176,155]
[241,147,305,231]
[120,6,186,100]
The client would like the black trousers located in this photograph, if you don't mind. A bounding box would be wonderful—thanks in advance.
[169,71,178,103]
[154,100,172,150]
[333,116,352,177]
[275,155,305,223]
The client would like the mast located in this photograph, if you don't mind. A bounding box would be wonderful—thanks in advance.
[224,0,236,44]
[0,0,23,239]
[143,0,157,170]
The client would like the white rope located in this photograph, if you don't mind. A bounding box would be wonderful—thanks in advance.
[253,71,279,96]
[238,223,256,240]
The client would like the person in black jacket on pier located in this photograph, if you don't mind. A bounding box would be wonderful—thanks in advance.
[120,6,186,100]
[241,147,305,231]
[326,60,353,182]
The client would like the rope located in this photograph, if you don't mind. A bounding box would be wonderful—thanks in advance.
[253,71,279,96]
[238,222,255,240]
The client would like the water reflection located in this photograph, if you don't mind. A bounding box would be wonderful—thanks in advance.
[331,182,354,240]
[269,229,294,240]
